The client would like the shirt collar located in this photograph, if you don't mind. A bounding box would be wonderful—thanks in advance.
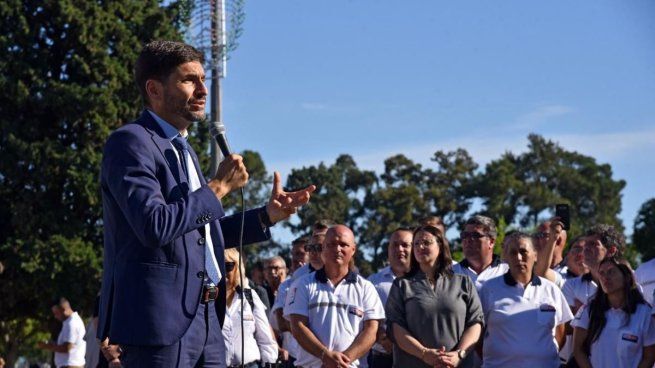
[315,268,358,284]
[460,254,502,270]
[503,270,541,286]
[147,110,185,140]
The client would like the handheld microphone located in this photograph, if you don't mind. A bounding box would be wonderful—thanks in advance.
[209,121,231,157]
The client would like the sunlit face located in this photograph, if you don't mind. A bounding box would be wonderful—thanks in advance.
[290,243,308,271]
[598,261,626,296]
[413,230,440,267]
[504,237,537,277]
[461,224,494,262]
[264,259,287,287]
[567,239,588,275]
[322,227,356,267]
[154,61,207,126]
[309,229,328,264]
[225,256,240,287]
[583,235,608,269]
[533,222,551,253]
[388,230,412,272]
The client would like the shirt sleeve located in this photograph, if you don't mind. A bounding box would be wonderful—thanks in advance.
[362,280,385,321]
[562,278,578,307]
[571,304,590,329]
[463,276,485,329]
[272,279,289,312]
[384,278,407,341]
[252,291,279,363]
[554,286,574,325]
[59,321,75,344]
[284,277,310,318]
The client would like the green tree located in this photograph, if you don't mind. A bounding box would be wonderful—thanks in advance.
[477,134,626,240]
[634,198,655,262]
[0,0,190,363]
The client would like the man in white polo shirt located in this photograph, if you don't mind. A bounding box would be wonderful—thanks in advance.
[38,297,86,368]
[635,257,655,305]
[285,225,385,368]
[453,215,508,291]
[365,226,413,368]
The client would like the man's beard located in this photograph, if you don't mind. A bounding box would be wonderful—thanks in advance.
[164,93,206,123]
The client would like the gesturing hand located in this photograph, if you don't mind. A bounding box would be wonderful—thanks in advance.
[266,172,316,224]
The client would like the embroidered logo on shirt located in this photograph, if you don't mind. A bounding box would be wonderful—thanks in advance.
[539,304,556,312]
[243,314,254,321]
[348,306,364,317]
[622,333,639,343]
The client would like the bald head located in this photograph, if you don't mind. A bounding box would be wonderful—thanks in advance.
[323,225,356,268]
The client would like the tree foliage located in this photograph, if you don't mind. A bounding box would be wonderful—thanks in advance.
[478,134,626,239]
[0,0,190,363]
[634,198,655,262]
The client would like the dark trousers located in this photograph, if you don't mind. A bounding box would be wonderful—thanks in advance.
[122,301,225,367]
[368,350,393,368]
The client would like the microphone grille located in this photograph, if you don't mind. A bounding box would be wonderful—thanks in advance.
[209,121,226,137]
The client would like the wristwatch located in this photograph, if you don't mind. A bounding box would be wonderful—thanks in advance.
[457,349,467,359]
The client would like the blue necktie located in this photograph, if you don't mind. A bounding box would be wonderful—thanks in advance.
[172,136,189,179]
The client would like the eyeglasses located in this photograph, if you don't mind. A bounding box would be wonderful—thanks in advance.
[266,265,284,271]
[304,243,322,252]
[414,239,436,248]
[460,231,488,240]
[225,262,236,272]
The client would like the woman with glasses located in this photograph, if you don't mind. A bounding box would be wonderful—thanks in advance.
[223,248,278,368]
[571,257,655,368]
[385,225,484,368]
[478,232,572,367]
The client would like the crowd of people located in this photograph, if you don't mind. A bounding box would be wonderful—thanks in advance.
[33,214,655,368]
[26,41,654,368]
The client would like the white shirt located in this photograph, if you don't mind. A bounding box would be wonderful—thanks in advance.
[571,303,655,368]
[635,258,655,306]
[562,273,598,308]
[479,273,573,368]
[272,264,320,359]
[452,255,509,291]
[55,312,86,368]
[284,269,385,368]
[367,266,397,355]
[223,287,278,366]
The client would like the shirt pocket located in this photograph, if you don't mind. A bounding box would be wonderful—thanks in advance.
[536,302,557,327]
[617,329,640,358]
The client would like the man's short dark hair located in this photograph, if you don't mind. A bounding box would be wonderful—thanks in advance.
[134,40,204,106]
[51,296,70,308]
[465,215,498,239]
[313,219,336,232]
[292,236,309,247]
[586,224,625,255]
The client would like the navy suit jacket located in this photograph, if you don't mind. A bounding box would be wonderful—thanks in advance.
[98,111,270,346]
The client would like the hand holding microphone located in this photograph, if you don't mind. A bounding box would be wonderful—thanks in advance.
[207,121,249,199]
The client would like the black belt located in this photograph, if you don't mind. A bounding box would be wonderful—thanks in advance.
[201,284,219,303]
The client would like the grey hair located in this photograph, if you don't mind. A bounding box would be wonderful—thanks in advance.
[465,215,498,239]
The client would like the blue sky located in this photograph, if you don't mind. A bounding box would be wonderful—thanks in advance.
[213,0,655,244]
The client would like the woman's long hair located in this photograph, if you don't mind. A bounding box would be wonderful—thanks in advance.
[583,257,645,355]
[407,225,453,279]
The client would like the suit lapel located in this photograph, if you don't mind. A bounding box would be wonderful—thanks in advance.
[139,111,190,185]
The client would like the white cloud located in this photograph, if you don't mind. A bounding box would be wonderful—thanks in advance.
[508,104,575,130]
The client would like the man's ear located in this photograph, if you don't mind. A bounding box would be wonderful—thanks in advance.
[608,245,618,256]
[145,79,163,106]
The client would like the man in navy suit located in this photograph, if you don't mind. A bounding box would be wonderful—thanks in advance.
[98,40,314,367]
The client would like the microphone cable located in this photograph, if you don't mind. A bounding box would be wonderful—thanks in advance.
[237,186,246,368]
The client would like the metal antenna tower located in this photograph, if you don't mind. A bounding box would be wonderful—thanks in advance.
[187,0,246,176]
